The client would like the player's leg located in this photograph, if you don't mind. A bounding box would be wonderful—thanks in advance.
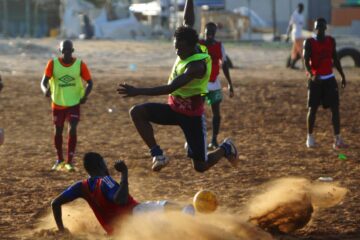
[129,103,177,171]
[180,114,237,172]
[209,101,221,149]
[52,108,66,170]
[306,80,320,148]
[307,106,318,135]
[326,78,348,149]
[206,89,222,149]
[65,105,80,171]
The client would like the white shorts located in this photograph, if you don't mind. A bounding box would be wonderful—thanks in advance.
[132,200,168,215]
[207,77,221,91]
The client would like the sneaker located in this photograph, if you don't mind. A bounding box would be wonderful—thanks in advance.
[306,135,316,148]
[222,138,239,167]
[51,160,64,171]
[152,155,169,172]
[64,163,75,172]
[333,137,349,150]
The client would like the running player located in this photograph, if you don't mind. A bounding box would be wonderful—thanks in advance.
[286,3,305,69]
[199,22,234,149]
[303,18,348,149]
[52,152,195,235]
[117,0,238,172]
[41,40,93,171]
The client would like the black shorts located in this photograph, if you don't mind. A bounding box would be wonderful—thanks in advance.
[307,77,339,109]
[140,103,207,162]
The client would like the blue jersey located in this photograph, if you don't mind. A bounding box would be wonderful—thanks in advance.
[62,176,119,202]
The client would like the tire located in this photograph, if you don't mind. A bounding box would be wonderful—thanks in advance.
[337,47,360,67]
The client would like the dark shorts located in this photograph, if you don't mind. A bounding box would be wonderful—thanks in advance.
[308,77,339,109]
[52,105,80,127]
[140,103,207,162]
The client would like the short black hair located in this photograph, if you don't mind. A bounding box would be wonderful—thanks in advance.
[298,3,304,8]
[83,152,108,175]
[174,26,199,48]
[316,17,327,25]
[205,22,217,30]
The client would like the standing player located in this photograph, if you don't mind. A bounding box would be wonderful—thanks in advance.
[0,75,3,92]
[52,152,196,235]
[303,18,347,149]
[286,3,305,69]
[41,40,93,171]
[199,22,234,149]
[117,0,238,172]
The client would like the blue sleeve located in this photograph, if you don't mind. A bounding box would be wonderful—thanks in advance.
[61,181,83,201]
[100,177,119,203]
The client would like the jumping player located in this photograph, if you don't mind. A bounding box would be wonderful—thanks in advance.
[52,152,195,235]
[199,22,234,149]
[41,40,93,171]
[286,3,305,69]
[117,0,238,172]
[303,18,348,149]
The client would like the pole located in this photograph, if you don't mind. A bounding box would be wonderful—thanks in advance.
[247,0,251,40]
[272,0,277,41]
[25,0,31,37]
[3,0,8,36]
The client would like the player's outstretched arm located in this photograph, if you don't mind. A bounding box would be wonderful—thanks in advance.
[117,61,205,97]
[332,39,346,88]
[113,160,130,205]
[51,182,82,232]
[183,0,195,28]
[41,75,51,97]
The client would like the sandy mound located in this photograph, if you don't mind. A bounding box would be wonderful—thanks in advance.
[247,177,347,234]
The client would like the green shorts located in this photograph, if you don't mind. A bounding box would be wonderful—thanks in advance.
[205,89,223,105]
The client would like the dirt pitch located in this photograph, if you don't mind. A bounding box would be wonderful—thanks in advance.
[0,39,359,239]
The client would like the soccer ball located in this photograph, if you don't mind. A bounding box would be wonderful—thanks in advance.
[193,190,218,213]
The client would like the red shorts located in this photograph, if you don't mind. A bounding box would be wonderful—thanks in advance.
[52,105,80,127]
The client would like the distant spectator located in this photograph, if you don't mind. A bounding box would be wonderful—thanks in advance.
[159,0,171,29]
[286,3,305,69]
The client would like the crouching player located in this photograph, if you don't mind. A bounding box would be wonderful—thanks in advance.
[51,152,195,235]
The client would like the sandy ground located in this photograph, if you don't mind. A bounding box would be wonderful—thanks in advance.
[0,38,360,239]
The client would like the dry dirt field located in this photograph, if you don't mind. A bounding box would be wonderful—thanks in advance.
[0,39,359,239]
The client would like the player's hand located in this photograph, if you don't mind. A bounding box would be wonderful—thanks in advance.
[117,83,138,97]
[80,96,87,104]
[341,77,346,89]
[57,227,71,236]
[228,85,234,98]
[309,75,319,83]
[114,160,128,173]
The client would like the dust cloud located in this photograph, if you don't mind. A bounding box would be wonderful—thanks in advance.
[27,177,347,239]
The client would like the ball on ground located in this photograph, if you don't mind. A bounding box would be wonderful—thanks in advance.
[193,190,218,213]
